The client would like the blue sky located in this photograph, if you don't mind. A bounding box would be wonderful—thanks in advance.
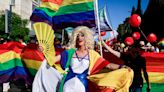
[98,0,149,30]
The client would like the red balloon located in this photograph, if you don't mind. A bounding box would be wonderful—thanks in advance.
[147,33,157,43]
[132,32,140,40]
[124,37,134,46]
[100,31,106,36]
[129,14,141,27]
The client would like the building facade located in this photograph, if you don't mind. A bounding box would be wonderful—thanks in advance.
[0,0,40,35]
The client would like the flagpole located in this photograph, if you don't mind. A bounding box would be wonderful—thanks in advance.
[61,29,64,45]
[94,0,103,56]
[138,27,148,41]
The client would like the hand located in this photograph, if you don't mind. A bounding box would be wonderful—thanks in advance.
[98,35,103,41]
[119,65,132,72]
[37,45,44,52]
[126,66,132,72]
[119,65,128,68]
[98,35,106,46]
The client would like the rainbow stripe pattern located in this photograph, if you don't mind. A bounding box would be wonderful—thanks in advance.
[21,47,44,77]
[30,0,95,30]
[142,52,164,92]
[0,50,30,84]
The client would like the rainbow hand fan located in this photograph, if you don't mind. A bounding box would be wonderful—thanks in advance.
[33,22,55,66]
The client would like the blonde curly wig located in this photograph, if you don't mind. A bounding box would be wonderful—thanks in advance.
[69,26,94,50]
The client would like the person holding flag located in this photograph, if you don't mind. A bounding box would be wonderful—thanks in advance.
[99,36,151,92]
[33,26,133,92]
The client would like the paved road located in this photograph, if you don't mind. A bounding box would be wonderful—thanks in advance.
[0,80,32,92]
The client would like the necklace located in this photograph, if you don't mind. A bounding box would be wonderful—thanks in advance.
[75,51,88,62]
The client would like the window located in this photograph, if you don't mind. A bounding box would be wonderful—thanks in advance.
[32,0,41,4]
[32,0,41,7]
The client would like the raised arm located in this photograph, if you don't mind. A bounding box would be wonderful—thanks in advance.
[102,41,121,58]
[99,36,121,58]
[38,45,61,64]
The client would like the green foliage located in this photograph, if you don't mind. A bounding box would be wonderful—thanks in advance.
[117,17,132,42]
[0,11,30,42]
[116,5,142,42]
[0,12,5,33]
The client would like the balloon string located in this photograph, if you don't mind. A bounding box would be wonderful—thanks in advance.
[138,27,148,41]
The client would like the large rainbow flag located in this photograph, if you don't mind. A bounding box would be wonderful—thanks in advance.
[21,43,44,77]
[30,0,95,30]
[142,52,164,92]
[0,42,62,84]
[103,51,164,92]
[0,50,30,84]
[21,43,64,78]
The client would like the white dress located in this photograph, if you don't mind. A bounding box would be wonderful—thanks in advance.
[32,55,90,92]
[63,55,89,92]
[32,59,63,92]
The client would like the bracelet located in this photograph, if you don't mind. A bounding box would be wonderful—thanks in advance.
[118,65,127,69]
[101,41,105,45]
[118,65,123,69]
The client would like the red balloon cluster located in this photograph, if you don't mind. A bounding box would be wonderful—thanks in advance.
[147,33,157,43]
[124,37,134,46]
[100,31,106,36]
[129,14,141,27]
[132,32,140,40]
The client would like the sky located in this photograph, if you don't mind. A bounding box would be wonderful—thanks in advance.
[98,0,149,30]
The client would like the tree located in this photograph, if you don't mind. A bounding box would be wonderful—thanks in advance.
[117,17,132,42]
[0,11,5,34]
[0,11,30,42]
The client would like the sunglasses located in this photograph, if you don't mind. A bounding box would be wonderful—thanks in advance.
[77,33,84,37]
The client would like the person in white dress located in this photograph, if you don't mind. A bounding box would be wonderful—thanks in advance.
[33,26,133,92]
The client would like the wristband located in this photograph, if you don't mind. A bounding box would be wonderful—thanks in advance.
[101,41,105,45]
[119,65,127,69]
[118,65,123,69]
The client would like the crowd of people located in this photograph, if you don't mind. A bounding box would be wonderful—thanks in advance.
[99,36,151,92]
[33,26,134,92]
[0,26,163,92]
[101,40,162,54]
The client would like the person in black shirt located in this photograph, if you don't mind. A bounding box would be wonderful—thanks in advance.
[99,37,150,92]
[120,47,150,92]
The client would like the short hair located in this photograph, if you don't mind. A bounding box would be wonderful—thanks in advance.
[69,26,94,49]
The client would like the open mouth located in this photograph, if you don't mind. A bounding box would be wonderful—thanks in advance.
[77,41,82,44]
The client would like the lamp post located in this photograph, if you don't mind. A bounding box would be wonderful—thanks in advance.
[8,0,15,33]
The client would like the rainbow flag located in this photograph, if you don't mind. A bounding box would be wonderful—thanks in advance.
[142,52,164,92]
[21,43,64,77]
[103,51,164,92]
[21,46,44,77]
[30,0,95,30]
[0,50,30,84]
[99,6,113,31]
